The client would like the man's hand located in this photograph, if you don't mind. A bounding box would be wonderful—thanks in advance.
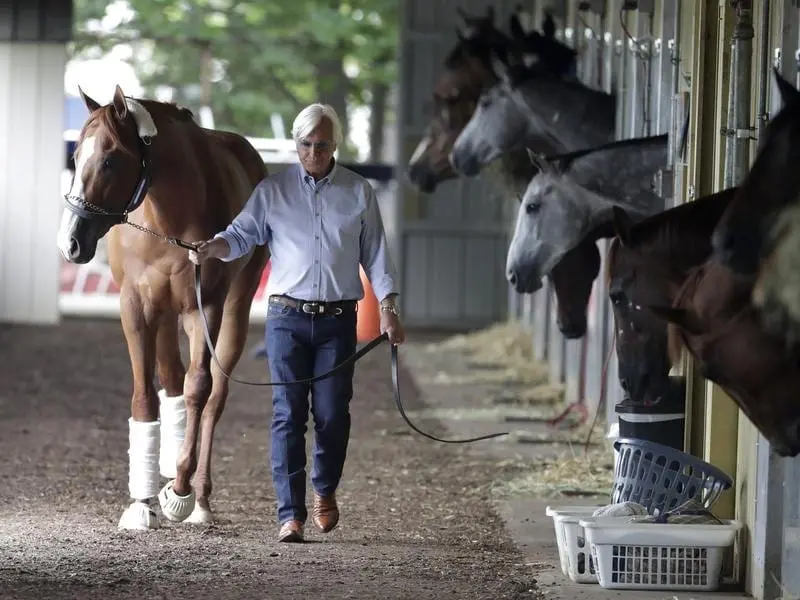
[188,238,230,265]
[379,310,406,345]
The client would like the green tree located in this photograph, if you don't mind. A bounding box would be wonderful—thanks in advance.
[71,0,398,161]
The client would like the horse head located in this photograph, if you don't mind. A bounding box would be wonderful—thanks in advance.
[58,85,160,264]
[606,207,678,405]
[407,8,578,191]
[648,261,800,458]
[506,136,666,295]
[406,6,511,192]
[712,68,800,274]
[448,46,615,177]
[505,151,604,291]
[548,237,601,339]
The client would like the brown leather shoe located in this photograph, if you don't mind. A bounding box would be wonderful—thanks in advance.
[312,492,339,533]
[278,519,304,543]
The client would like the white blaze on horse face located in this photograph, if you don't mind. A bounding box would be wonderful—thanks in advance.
[57,135,96,258]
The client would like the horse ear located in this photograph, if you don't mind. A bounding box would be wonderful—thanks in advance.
[526,148,551,173]
[612,206,634,246]
[112,84,128,121]
[455,7,476,38]
[542,12,556,39]
[489,49,512,83]
[773,67,800,108]
[509,12,525,40]
[78,86,102,113]
[485,5,495,22]
[647,305,705,335]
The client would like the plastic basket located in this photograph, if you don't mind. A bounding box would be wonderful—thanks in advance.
[611,438,732,515]
[580,516,742,591]
[561,515,598,583]
[545,505,599,578]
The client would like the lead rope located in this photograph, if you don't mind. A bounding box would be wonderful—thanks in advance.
[190,263,508,445]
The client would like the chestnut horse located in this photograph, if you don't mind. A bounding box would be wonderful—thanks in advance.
[606,188,737,405]
[57,85,269,530]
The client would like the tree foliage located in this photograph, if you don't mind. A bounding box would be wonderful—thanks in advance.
[71,0,398,159]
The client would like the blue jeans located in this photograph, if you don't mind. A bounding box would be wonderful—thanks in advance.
[265,300,357,524]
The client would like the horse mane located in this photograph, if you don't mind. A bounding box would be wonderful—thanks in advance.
[619,189,737,262]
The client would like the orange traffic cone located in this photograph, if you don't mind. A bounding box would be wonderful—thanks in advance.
[356,267,381,342]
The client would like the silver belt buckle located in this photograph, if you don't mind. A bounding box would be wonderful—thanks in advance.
[302,302,323,314]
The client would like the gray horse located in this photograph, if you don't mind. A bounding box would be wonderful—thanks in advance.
[449,52,617,176]
[506,134,669,292]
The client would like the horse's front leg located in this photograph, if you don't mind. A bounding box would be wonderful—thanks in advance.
[117,292,162,531]
[186,295,254,524]
[157,302,223,523]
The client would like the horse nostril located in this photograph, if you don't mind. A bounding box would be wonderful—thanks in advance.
[68,237,80,259]
[507,269,517,285]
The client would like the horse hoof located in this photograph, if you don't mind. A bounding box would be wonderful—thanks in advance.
[185,503,214,524]
[158,480,196,522]
[118,501,159,531]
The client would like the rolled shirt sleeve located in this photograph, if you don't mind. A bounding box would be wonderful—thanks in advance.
[359,183,399,302]
[214,181,272,262]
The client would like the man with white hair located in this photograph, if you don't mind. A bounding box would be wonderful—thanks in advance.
[189,103,405,542]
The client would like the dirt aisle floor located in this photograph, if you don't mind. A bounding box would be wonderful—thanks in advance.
[0,319,541,600]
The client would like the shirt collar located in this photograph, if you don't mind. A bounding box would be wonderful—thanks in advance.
[299,158,338,188]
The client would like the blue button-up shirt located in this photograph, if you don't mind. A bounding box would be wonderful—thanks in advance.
[215,162,399,303]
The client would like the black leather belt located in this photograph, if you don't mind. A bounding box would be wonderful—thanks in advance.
[269,294,356,316]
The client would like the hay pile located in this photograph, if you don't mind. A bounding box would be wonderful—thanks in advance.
[493,448,615,499]
[423,320,549,387]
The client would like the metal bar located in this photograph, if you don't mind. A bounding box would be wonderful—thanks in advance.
[723,0,754,188]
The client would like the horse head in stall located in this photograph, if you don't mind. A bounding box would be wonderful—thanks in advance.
[406,5,512,193]
[647,257,800,457]
[406,7,577,193]
[447,43,616,177]
[712,70,800,343]
[605,188,737,406]
[506,134,668,293]
[57,85,269,529]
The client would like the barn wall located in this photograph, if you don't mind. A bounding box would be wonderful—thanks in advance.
[0,0,72,326]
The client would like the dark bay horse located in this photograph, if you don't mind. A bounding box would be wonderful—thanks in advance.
[647,260,800,457]
[56,85,269,529]
[606,188,737,405]
[712,69,800,342]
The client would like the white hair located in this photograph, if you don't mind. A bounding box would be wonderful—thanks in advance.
[291,103,344,146]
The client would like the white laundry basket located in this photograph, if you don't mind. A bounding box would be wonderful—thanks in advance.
[545,505,602,583]
[580,516,742,591]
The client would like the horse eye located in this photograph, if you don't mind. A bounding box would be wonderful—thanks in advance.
[525,202,540,214]
[102,157,114,170]
[478,95,491,108]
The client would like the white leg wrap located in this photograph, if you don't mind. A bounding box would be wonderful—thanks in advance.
[158,389,186,479]
[127,418,160,500]
[118,418,161,531]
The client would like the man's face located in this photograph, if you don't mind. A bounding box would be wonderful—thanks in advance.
[297,117,336,177]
